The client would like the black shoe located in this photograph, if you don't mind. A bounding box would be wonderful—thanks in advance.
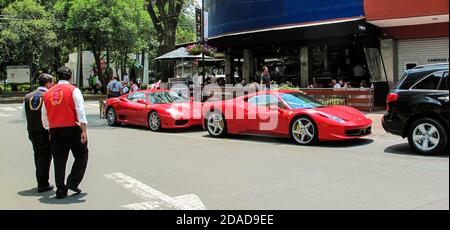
[55,191,68,199]
[68,186,82,194]
[38,185,54,193]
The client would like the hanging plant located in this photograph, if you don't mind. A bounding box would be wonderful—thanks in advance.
[187,44,218,57]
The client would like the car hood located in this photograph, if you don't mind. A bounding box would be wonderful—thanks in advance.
[308,105,368,122]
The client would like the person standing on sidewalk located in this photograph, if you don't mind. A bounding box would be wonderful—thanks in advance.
[42,67,89,199]
[107,76,123,98]
[23,74,55,193]
[261,66,271,90]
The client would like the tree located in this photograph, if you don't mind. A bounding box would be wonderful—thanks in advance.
[0,0,57,83]
[145,0,196,81]
[66,0,152,91]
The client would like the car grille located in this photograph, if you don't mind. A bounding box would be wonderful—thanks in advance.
[175,120,189,126]
[345,127,372,137]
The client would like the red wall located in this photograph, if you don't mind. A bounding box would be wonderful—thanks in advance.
[365,0,449,21]
[381,22,449,39]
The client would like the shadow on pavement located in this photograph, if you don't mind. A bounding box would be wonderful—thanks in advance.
[17,188,52,197]
[98,122,205,133]
[202,134,374,148]
[385,143,449,158]
[38,193,87,205]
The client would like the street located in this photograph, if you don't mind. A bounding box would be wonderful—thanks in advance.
[0,102,448,210]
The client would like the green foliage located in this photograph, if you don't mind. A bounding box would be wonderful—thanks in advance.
[0,0,57,66]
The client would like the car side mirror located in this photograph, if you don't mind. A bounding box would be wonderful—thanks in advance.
[136,99,147,104]
[119,98,127,102]
[269,105,279,111]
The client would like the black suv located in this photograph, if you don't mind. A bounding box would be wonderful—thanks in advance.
[383,64,449,155]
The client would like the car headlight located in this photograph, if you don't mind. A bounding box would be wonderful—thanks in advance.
[317,112,346,124]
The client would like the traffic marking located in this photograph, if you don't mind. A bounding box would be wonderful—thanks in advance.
[104,172,207,210]
[0,107,17,112]
[0,112,10,118]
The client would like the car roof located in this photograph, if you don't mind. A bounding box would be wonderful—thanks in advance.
[406,63,449,74]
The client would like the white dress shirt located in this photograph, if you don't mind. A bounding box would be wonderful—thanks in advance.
[41,80,88,130]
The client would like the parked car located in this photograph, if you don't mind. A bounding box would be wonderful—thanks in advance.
[202,90,372,145]
[105,90,203,131]
[382,64,449,155]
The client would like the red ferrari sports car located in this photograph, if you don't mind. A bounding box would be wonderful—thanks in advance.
[202,90,373,145]
[105,90,202,131]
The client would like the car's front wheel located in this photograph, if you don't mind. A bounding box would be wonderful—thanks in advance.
[206,112,227,137]
[291,116,318,145]
[106,107,118,126]
[148,111,162,132]
[408,118,447,155]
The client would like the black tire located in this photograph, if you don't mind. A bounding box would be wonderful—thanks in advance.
[148,111,162,132]
[290,116,319,145]
[407,118,447,155]
[205,112,228,138]
[106,107,118,126]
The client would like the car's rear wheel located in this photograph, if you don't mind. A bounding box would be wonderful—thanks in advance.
[206,112,227,137]
[291,116,318,145]
[148,111,162,132]
[106,107,117,126]
[408,118,447,155]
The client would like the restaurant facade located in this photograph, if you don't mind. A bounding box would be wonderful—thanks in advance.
[206,0,449,108]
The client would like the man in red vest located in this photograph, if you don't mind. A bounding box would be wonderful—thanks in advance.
[42,67,89,199]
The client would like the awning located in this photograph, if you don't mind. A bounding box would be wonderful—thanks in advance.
[155,47,214,60]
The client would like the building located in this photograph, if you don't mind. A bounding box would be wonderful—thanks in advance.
[365,0,449,84]
[206,0,449,107]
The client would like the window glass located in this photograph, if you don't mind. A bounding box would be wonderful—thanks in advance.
[439,72,448,90]
[412,72,444,90]
[128,92,147,103]
[247,95,279,107]
[148,91,189,104]
[280,93,323,109]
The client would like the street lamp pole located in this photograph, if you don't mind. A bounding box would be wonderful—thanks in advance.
[201,0,205,102]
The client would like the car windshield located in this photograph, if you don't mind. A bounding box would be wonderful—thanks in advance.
[280,92,323,109]
[148,91,189,104]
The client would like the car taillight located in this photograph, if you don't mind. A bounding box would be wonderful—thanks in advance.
[386,93,399,111]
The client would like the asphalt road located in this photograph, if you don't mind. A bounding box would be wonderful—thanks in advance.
[0,103,448,210]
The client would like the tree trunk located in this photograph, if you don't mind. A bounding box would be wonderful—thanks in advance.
[93,51,105,94]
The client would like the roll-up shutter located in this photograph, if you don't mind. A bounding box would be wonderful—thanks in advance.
[397,37,449,82]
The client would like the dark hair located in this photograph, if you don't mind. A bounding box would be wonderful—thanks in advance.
[38,74,53,87]
[57,67,72,81]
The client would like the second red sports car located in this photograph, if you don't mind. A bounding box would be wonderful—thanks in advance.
[202,90,373,145]
[105,90,202,131]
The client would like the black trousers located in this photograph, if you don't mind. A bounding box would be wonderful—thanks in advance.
[50,126,89,193]
[28,131,52,189]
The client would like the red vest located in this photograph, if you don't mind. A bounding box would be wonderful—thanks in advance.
[44,84,78,129]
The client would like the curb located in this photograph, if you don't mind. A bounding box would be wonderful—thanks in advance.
[0,95,106,104]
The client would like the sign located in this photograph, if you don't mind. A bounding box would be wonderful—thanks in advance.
[427,58,448,63]
[6,66,30,83]
[196,8,202,42]
[204,10,209,41]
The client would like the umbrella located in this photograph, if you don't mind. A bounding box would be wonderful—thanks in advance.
[155,47,213,60]
[155,47,222,79]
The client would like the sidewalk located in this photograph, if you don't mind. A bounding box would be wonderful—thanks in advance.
[0,94,106,104]
[365,112,391,137]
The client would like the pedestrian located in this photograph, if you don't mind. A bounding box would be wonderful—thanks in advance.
[42,67,89,199]
[107,75,123,98]
[332,79,342,89]
[130,80,139,93]
[261,66,271,90]
[122,81,130,94]
[123,73,129,84]
[23,74,55,193]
